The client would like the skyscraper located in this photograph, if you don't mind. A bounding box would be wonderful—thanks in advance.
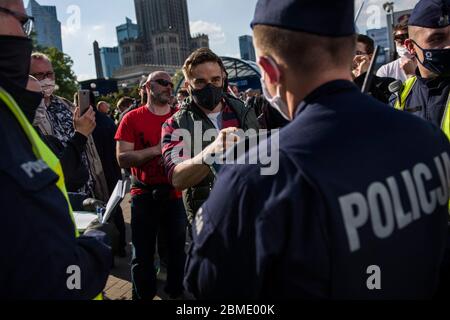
[134,0,191,66]
[100,47,121,78]
[116,18,140,66]
[26,0,63,52]
[239,35,256,62]
[116,17,139,43]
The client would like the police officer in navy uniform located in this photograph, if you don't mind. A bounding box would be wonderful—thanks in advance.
[0,0,112,299]
[184,0,450,299]
[394,0,450,135]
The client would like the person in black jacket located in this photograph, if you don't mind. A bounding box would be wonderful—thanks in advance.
[90,91,127,257]
[352,34,396,104]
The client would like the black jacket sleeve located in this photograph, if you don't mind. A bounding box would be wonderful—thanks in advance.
[39,132,89,192]
[0,170,112,300]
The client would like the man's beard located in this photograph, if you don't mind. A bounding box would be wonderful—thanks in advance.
[152,92,170,105]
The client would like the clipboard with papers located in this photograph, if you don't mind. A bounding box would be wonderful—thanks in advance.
[73,179,130,232]
[101,179,130,224]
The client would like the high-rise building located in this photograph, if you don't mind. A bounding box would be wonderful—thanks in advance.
[239,35,256,62]
[116,18,141,66]
[120,39,146,67]
[190,34,210,52]
[93,41,104,79]
[134,0,191,66]
[100,47,121,79]
[26,0,63,51]
[116,17,139,43]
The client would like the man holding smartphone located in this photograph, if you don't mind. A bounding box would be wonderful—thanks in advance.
[30,53,110,202]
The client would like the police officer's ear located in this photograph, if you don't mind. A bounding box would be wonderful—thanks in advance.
[404,38,417,57]
[258,56,281,84]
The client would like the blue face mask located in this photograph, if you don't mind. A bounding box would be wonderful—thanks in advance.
[413,40,450,77]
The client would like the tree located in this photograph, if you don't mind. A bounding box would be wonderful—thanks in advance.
[172,69,185,92]
[32,33,79,101]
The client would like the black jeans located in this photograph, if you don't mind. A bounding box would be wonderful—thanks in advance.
[131,193,187,300]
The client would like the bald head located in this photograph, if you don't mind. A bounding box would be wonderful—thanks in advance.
[145,71,173,107]
[0,0,26,36]
[147,71,171,82]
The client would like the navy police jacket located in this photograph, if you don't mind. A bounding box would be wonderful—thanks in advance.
[0,75,112,300]
[184,80,450,300]
[401,74,450,127]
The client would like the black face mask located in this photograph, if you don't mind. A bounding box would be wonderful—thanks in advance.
[191,84,223,111]
[413,40,450,77]
[0,36,33,88]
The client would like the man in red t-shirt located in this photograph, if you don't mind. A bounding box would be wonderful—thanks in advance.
[115,71,186,300]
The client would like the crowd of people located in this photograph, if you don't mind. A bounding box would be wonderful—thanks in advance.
[1,0,450,301]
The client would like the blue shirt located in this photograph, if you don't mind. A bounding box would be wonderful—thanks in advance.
[185,80,450,300]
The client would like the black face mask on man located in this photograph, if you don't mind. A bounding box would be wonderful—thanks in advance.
[413,40,450,77]
[0,36,33,88]
[190,83,223,111]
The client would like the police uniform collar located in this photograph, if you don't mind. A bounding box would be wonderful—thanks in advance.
[415,67,450,88]
[295,80,357,118]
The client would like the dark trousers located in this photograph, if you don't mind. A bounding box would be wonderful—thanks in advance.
[131,193,187,300]
[113,206,126,250]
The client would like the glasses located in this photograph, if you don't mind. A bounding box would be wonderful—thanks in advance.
[31,71,55,81]
[394,34,409,45]
[0,7,34,36]
[151,79,174,88]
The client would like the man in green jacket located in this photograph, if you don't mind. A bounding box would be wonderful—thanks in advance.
[162,48,259,226]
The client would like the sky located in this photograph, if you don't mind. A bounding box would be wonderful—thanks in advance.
[25,0,420,81]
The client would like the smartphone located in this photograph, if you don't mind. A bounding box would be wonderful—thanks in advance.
[77,90,91,115]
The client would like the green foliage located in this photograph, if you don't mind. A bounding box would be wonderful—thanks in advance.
[172,69,185,92]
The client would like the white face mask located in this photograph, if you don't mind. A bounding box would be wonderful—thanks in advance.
[396,45,410,58]
[39,78,56,97]
[260,63,291,122]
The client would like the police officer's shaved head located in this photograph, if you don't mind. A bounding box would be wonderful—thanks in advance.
[252,0,356,74]
[254,26,355,74]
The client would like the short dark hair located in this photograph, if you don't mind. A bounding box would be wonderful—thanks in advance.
[117,96,133,110]
[393,22,408,35]
[357,34,375,55]
[178,89,189,97]
[183,48,225,79]
[253,25,356,74]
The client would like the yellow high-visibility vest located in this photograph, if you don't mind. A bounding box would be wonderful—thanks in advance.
[0,87,103,300]
[395,76,450,141]
[395,77,450,212]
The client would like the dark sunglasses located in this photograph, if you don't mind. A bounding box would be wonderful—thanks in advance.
[394,34,409,44]
[0,7,34,36]
[151,79,174,88]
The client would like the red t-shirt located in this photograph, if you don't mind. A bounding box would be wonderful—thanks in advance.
[115,105,178,196]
